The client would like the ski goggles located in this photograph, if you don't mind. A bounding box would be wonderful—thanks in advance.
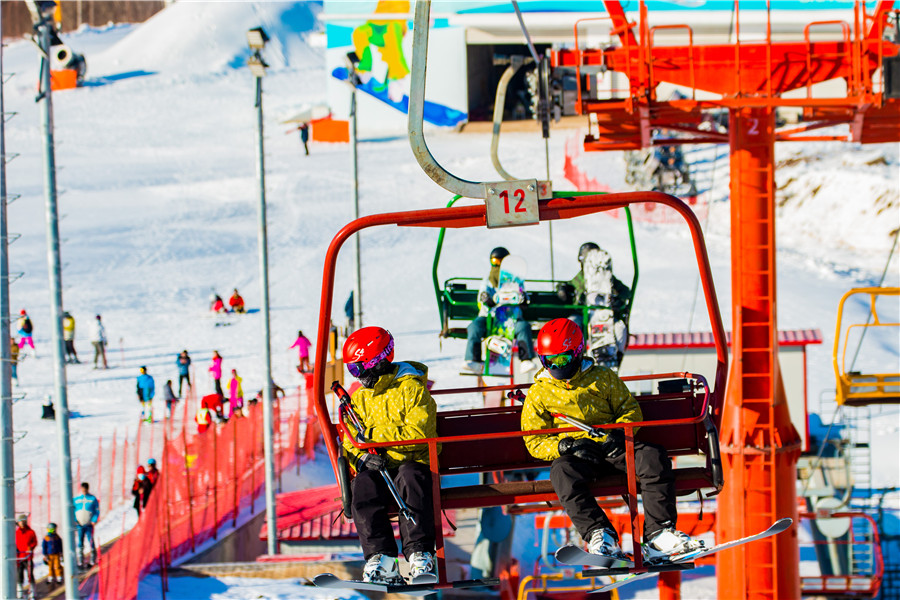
[490,256,503,266]
[347,338,394,377]
[538,342,584,370]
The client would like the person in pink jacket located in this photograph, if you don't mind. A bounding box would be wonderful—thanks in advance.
[290,330,312,373]
[228,369,244,419]
[209,351,224,399]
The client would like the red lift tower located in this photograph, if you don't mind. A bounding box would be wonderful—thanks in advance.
[553,2,899,599]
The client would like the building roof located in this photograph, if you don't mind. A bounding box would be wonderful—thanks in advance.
[628,329,822,350]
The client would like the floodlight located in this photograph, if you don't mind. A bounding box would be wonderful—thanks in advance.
[247,27,270,50]
[248,54,268,78]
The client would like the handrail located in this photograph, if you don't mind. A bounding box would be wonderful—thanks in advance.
[804,20,852,99]
[648,24,696,99]
[408,0,483,199]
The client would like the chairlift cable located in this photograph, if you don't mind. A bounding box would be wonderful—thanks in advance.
[848,227,899,371]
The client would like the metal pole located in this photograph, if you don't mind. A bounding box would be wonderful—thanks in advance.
[0,17,19,599]
[254,74,278,556]
[37,19,78,600]
[349,79,363,329]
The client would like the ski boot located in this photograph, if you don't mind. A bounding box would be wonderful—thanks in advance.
[362,554,404,585]
[643,527,705,564]
[408,551,435,580]
[588,527,631,562]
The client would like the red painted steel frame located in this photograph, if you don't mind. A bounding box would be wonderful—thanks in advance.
[311,192,727,586]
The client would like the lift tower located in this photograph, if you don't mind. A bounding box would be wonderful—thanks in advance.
[554,1,899,598]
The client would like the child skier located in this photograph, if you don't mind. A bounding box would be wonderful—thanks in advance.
[136,366,155,422]
[42,522,63,584]
[340,326,438,584]
[520,319,703,563]
[290,330,312,373]
[132,467,152,517]
[209,351,223,399]
[146,458,160,486]
[17,310,36,358]
[162,380,177,418]
[228,369,243,419]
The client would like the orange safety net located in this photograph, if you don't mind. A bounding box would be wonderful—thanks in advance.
[88,380,309,600]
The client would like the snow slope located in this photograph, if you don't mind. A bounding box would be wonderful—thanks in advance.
[2,2,897,598]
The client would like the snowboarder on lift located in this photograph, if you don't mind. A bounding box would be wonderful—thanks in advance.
[341,326,439,585]
[520,319,703,563]
[558,242,632,367]
[464,247,537,374]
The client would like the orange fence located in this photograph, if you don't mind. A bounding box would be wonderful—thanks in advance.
[85,376,312,600]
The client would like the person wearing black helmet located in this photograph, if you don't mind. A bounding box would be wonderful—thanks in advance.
[464,247,537,373]
[557,242,632,363]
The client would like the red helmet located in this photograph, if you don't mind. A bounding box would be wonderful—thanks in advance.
[536,318,584,356]
[343,326,394,369]
[19,309,26,316]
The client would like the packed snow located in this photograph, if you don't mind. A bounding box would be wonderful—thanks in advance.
[2,1,897,598]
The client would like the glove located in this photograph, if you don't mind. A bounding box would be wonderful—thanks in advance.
[556,282,575,303]
[479,291,496,308]
[357,452,385,472]
[43,558,48,565]
[558,437,606,464]
[600,429,626,460]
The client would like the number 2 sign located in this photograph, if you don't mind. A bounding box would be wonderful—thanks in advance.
[484,180,540,228]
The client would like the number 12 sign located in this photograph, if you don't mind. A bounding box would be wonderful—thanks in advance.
[484,180,540,228]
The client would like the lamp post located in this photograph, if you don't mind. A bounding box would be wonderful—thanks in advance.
[247,26,278,556]
[346,53,362,330]
[27,1,78,597]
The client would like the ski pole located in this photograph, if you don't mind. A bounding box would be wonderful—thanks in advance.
[331,381,418,525]
[507,389,603,438]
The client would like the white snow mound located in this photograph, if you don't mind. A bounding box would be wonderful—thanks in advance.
[88,1,322,77]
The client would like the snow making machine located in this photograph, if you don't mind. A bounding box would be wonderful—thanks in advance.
[309,1,734,594]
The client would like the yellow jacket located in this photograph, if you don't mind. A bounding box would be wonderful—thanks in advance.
[521,360,642,462]
[342,361,439,469]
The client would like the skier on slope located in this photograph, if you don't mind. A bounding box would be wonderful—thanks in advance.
[227,369,243,419]
[15,514,37,598]
[131,466,152,517]
[136,366,155,422]
[145,458,160,486]
[464,247,537,374]
[290,330,312,373]
[520,319,703,563]
[89,314,108,369]
[62,311,79,364]
[210,294,226,314]
[17,310,36,358]
[557,242,632,365]
[175,350,191,396]
[341,327,439,585]
[162,380,178,418]
[73,481,99,567]
[209,351,224,400]
[228,289,245,314]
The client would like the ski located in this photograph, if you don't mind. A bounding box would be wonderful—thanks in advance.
[313,573,436,597]
[585,518,793,593]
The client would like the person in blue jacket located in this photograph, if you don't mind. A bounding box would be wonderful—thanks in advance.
[137,366,155,422]
[73,481,100,567]
[175,350,191,397]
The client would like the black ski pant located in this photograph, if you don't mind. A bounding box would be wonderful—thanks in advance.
[351,461,435,560]
[550,441,676,543]
[178,374,190,397]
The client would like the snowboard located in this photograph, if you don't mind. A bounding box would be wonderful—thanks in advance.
[314,572,438,596]
[483,256,527,377]
[581,248,619,369]
[580,518,794,593]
